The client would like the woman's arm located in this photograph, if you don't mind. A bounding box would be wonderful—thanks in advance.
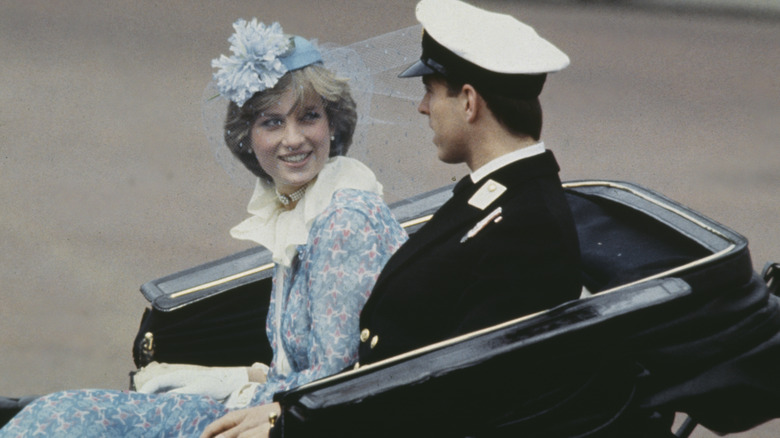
[134,362,267,399]
[255,196,406,397]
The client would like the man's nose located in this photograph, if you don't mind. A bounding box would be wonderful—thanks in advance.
[418,98,429,115]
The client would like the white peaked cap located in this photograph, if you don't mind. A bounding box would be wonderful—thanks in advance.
[415,0,569,74]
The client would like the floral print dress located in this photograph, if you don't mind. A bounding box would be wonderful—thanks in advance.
[0,189,407,437]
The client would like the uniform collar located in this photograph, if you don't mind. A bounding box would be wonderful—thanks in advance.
[470,141,545,184]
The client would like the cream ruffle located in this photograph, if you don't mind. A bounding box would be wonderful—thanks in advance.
[230,156,383,266]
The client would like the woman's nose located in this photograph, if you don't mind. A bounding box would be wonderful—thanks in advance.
[281,123,305,148]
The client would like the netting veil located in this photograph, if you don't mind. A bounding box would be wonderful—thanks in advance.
[202,25,466,202]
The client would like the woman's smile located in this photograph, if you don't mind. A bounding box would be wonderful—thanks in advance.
[279,151,312,165]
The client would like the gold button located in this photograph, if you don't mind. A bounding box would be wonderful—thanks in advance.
[360,328,370,342]
[353,362,361,370]
[488,183,497,192]
[370,335,379,349]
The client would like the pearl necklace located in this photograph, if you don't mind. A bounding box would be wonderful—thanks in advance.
[275,184,308,207]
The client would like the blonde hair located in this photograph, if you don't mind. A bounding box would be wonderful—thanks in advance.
[223,64,357,182]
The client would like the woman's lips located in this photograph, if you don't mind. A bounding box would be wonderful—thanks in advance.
[279,151,312,165]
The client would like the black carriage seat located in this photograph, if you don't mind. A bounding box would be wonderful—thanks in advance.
[131,180,780,437]
[562,181,748,295]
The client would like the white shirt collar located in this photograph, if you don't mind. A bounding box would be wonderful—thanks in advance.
[470,142,546,183]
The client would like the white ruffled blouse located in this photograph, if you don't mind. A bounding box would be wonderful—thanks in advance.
[230,156,384,267]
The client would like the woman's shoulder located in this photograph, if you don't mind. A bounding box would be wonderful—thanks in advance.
[311,189,394,227]
[306,189,407,250]
[330,188,387,211]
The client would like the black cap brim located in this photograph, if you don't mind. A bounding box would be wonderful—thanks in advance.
[398,60,436,78]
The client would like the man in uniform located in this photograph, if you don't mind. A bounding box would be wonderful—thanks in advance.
[357,0,582,365]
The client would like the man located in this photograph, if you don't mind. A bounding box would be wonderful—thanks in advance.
[356,0,582,365]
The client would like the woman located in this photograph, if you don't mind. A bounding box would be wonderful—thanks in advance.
[0,18,406,437]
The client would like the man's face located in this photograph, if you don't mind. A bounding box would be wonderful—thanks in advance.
[418,76,468,164]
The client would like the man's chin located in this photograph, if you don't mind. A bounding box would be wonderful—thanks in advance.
[436,151,463,165]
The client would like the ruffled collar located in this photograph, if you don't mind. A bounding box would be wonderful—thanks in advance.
[230,156,383,266]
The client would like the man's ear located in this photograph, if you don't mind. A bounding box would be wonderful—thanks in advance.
[461,84,480,123]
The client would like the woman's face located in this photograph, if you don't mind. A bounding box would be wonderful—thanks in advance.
[250,89,332,194]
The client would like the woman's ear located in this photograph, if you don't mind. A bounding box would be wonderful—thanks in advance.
[328,126,340,155]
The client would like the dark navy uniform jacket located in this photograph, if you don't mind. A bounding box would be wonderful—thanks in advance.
[357,150,582,364]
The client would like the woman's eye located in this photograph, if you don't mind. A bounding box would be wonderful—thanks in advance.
[259,118,283,129]
[301,111,322,122]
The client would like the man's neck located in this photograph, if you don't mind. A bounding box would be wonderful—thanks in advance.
[470,141,545,183]
[466,134,539,172]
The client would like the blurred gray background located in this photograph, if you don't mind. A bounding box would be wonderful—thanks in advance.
[1,1,778,436]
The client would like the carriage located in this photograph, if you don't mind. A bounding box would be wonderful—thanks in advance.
[131,179,780,437]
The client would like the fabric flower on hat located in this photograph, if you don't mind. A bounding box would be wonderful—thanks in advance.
[212,19,292,107]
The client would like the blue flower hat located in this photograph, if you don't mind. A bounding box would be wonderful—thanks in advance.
[211,19,323,107]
